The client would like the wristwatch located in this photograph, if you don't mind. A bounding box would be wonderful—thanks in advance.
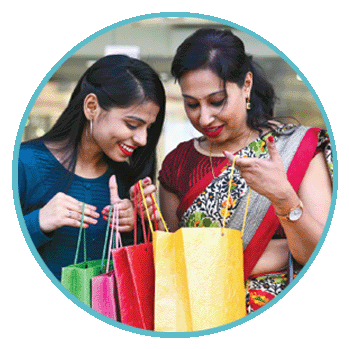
[275,201,303,222]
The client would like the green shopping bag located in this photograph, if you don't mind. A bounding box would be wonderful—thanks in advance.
[61,203,113,306]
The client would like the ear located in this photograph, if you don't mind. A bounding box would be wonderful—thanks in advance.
[83,93,101,121]
[243,71,253,97]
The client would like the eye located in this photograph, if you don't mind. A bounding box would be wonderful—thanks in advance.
[186,102,199,109]
[125,122,137,130]
[211,99,225,107]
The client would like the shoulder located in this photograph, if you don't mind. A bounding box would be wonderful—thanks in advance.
[19,141,57,175]
[19,141,48,164]
[162,139,196,165]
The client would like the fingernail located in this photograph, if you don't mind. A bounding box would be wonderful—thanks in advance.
[143,178,150,184]
[268,135,274,143]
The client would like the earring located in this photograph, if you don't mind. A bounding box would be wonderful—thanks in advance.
[246,97,251,110]
[86,120,93,141]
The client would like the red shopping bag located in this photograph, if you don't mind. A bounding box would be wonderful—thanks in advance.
[111,182,155,330]
[91,205,121,321]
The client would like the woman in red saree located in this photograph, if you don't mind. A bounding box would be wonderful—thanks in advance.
[137,28,333,313]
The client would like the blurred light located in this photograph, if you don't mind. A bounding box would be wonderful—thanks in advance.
[296,74,302,81]
[35,128,45,137]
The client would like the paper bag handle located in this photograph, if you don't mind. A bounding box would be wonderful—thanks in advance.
[222,155,251,236]
[74,202,87,265]
[138,180,169,234]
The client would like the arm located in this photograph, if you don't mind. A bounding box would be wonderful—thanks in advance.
[276,151,332,265]
[159,184,181,232]
[229,136,332,266]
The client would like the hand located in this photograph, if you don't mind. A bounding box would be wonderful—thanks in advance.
[39,192,99,234]
[129,177,162,225]
[101,175,134,233]
[225,136,297,206]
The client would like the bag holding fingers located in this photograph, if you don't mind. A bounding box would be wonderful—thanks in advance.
[61,203,112,307]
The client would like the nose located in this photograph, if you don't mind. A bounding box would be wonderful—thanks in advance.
[132,127,148,147]
[199,106,215,128]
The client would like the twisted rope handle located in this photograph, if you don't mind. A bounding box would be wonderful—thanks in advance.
[138,180,169,234]
[222,156,251,236]
[74,202,86,265]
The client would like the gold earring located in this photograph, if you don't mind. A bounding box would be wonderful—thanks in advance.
[246,97,251,110]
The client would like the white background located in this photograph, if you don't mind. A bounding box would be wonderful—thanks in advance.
[3,1,347,347]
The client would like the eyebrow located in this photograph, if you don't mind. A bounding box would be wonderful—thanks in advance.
[125,115,147,124]
[182,90,226,100]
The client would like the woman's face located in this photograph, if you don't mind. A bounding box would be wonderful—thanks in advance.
[179,68,252,148]
[89,99,160,162]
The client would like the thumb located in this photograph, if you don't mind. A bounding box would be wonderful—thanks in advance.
[266,135,280,161]
[109,175,120,204]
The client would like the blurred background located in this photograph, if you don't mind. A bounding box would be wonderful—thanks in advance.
[23,16,325,173]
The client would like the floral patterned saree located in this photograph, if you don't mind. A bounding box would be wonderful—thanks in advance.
[178,124,332,313]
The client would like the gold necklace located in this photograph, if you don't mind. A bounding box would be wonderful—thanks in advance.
[209,129,253,179]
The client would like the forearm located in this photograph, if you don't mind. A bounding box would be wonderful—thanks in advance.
[278,207,324,265]
[272,185,327,265]
[24,209,53,248]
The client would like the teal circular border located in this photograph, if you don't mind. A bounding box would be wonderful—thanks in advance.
[12,12,338,338]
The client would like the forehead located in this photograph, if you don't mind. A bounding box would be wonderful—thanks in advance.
[179,69,223,98]
[111,100,159,123]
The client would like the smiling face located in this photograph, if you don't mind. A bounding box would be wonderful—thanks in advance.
[179,68,253,152]
[85,95,160,162]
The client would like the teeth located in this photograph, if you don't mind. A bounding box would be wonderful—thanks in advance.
[207,127,220,132]
[120,143,134,153]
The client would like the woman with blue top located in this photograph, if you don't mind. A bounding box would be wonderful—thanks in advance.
[18,54,166,281]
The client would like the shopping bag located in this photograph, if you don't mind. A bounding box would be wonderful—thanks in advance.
[111,182,155,330]
[61,203,111,307]
[152,156,250,332]
[91,205,120,320]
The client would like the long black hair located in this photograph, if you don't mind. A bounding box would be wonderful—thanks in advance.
[171,28,276,135]
[26,54,166,186]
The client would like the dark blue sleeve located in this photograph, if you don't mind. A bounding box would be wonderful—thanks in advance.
[18,156,53,248]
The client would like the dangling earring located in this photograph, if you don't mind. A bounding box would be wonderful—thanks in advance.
[246,97,251,110]
[86,120,93,141]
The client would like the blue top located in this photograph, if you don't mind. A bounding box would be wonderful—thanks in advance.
[18,141,142,281]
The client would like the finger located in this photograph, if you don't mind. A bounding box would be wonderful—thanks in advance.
[114,199,133,211]
[66,209,99,225]
[129,177,151,199]
[118,225,134,233]
[65,218,90,229]
[109,175,120,204]
[117,217,134,226]
[266,135,280,161]
[141,184,157,197]
[66,200,100,219]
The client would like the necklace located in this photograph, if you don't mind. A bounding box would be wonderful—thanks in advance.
[209,129,253,179]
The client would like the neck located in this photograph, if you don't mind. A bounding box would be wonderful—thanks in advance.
[209,128,255,155]
[75,128,109,178]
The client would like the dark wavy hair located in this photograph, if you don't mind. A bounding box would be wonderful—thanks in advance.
[171,28,277,134]
[26,54,166,186]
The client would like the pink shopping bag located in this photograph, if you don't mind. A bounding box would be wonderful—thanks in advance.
[91,205,121,320]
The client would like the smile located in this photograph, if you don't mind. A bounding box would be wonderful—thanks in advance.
[202,125,224,138]
[118,143,136,156]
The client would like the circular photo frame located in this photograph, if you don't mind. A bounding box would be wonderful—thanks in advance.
[12,12,337,338]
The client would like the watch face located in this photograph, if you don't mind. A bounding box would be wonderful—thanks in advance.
[289,207,303,221]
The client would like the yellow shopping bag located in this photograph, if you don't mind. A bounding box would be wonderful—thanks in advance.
[139,156,250,332]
